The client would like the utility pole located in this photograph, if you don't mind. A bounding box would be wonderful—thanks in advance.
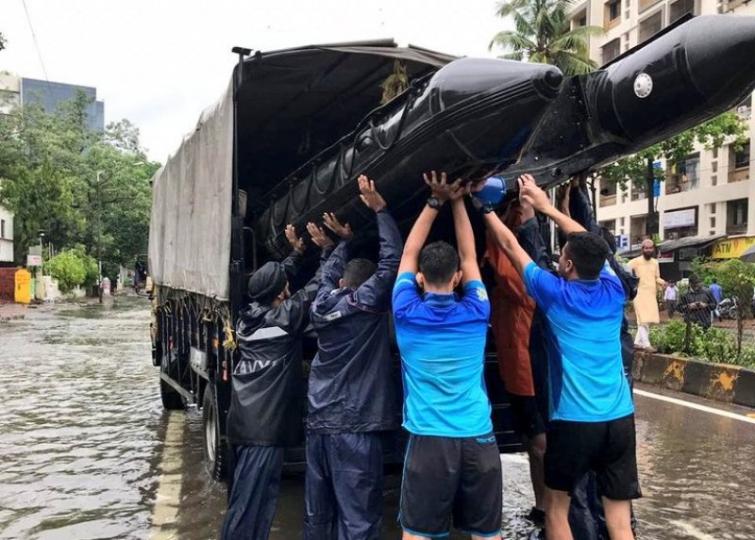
[96,171,103,303]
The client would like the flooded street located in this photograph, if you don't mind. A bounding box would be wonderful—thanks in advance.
[1,299,754,539]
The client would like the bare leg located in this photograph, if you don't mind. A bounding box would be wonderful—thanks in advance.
[545,488,573,540]
[602,497,634,540]
[528,433,547,512]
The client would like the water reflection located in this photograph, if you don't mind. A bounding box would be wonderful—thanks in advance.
[1,299,753,539]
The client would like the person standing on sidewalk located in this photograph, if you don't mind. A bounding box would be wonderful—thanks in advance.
[628,239,665,349]
[664,281,679,319]
[222,224,331,540]
[678,274,717,331]
[304,175,402,540]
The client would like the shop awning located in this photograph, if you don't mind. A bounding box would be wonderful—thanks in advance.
[622,234,726,260]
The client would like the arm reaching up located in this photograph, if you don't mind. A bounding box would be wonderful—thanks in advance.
[450,187,480,284]
[518,174,586,235]
[483,211,533,277]
[397,171,461,275]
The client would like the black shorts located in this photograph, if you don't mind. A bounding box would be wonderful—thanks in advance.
[509,394,546,438]
[545,414,642,501]
[400,433,502,538]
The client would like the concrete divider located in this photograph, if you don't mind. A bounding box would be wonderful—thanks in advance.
[633,351,755,409]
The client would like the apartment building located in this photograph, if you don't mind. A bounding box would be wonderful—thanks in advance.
[0,72,106,264]
[568,0,755,259]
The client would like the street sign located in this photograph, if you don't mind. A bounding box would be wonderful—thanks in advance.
[27,254,43,267]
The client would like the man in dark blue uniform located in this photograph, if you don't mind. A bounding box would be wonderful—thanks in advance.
[221,223,333,540]
[304,175,403,540]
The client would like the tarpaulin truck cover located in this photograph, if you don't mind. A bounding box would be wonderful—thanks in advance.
[148,41,456,300]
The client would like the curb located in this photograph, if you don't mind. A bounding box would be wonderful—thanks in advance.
[633,351,755,408]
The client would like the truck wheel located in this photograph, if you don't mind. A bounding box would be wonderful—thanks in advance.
[203,383,228,481]
[160,378,184,410]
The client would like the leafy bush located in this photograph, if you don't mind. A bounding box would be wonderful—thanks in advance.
[45,251,86,292]
[650,320,755,368]
[44,249,99,292]
[650,320,690,355]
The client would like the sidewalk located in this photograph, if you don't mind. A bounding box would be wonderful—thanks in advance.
[0,303,27,323]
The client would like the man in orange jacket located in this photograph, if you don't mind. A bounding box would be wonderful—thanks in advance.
[485,197,548,528]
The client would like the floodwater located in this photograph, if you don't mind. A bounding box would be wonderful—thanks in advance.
[0,298,754,539]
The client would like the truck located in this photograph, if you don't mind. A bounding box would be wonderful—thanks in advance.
[149,16,755,479]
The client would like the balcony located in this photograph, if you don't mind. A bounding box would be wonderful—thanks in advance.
[604,0,621,30]
[600,193,617,206]
[639,11,663,43]
[669,0,696,24]
[729,168,750,183]
[639,0,663,12]
[665,173,699,194]
[727,223,748,235]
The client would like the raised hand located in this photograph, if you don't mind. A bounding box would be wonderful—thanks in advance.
[517,174,550,212]
[285,224,305,254]
[358,174,387,213]
[423,170,462,202]
[306,222,335,249]
[555,182,571,217]
[322,212,353,240]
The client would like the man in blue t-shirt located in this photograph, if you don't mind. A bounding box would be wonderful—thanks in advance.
[392,171,501,540]
[483,174,639,540]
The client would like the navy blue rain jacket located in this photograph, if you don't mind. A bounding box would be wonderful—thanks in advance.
[307,210,403,433]
[227,250,323,447]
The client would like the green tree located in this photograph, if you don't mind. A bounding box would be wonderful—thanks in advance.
[0,92,159,281]
[693,257,755,356]
[599,112,748,236]
[489,0,604,75]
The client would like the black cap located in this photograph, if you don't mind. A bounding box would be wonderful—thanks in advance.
[248,262,287,303]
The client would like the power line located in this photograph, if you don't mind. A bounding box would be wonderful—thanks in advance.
[20,0,50,83]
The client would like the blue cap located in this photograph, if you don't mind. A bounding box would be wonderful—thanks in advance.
[473,176,507,207]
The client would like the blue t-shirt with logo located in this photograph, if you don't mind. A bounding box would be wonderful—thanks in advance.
[522,262,634,422]
[392,273,492,437]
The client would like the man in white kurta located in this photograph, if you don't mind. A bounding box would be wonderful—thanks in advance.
[628,239,666,349]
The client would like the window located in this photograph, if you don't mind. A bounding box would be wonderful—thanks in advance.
[712,161,718,173]
[727,198,748,235]
[620,217,626,226]
[0,219,4,239]
[710,203,716,215]
[639,11,663,43]
[665,153,699,193]
[710,217,716,228]
[712,147,718,159]
[605,0,621,28]
[599,178,618,206]
[631,180,647,201]
[737,95,752,120]
[572,9,587,27]
[670,0,695,24]
[734,142,750,169]
[711,175,717,186]
[602,38,621,64]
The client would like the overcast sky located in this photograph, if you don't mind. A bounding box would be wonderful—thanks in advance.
[1,0,511,162]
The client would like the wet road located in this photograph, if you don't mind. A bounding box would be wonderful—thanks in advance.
[1,299,754,539]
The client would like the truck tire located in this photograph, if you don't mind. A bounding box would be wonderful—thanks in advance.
[203,383,228,481]
[160,378,184,410]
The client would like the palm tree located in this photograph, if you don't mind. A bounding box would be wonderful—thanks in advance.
[490,0,604,75]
